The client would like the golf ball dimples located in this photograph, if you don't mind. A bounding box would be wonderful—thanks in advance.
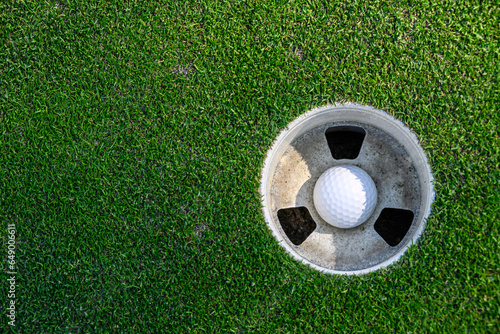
[313,165,377,229]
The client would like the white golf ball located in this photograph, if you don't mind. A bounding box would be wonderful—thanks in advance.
[313,165,377,229]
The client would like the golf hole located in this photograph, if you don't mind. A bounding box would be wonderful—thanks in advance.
[260,103,434,275]
[374,208,415,247]
[277,207,316,245]
[326,126,366,160]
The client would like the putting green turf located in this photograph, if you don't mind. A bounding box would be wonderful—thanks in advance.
[1,0,499,332]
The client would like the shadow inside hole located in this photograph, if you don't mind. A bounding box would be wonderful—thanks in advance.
[277,207,316,245]
[374,208,414,247]
[325,126,366,159]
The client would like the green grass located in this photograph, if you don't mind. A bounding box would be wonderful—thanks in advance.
[1,0,499,332]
